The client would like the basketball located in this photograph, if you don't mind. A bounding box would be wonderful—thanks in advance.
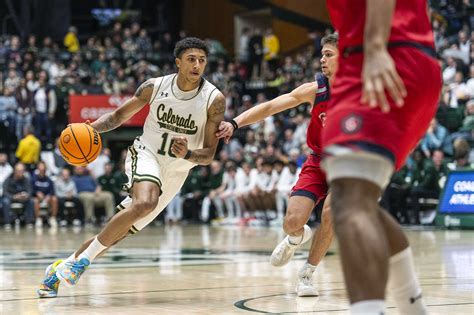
[58,123,102,166]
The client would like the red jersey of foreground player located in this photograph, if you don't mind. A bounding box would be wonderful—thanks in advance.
[322,0,442,170]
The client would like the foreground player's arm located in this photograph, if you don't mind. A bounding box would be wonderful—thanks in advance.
[90,79,155,133]
[215,82,316,140]
[361,0,406,112]
[171,93,226,165]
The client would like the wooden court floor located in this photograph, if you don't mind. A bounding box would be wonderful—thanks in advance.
[0,225,473,314]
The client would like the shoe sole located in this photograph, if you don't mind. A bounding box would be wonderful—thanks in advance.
[297,290,319,297]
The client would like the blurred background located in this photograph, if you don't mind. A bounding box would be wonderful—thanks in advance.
[0,0,472,230]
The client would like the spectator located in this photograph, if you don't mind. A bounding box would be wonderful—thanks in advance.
[217,163,240,224]
[381,165,411,224]
[201,161,224,223]
[263,28,280,73]
[15,79,33,140]
[420,118,449,157]
[72,166,115,223]
[275,161,299,223]
[2,162,34,229]
[64,26,80,53]
[87,148,111,178]
[15,125,40,171]
[55,167,84,226]
[4,69,21,91]
[31,161,58,228]
[181,166,207,222]
[33,72,57,144]
[0,153,13,197]
[238,27,251,63]
[248,28,263,79]
[97,162,123,205]
[0,87,17,146]
[409,150,443,224]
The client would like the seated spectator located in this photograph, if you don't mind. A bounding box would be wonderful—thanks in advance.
[381,165,411,224]
[2,162,34,228]
[55,167,84,226]
[217,163,240,224]
[201,161,224,223]
[72,166,115,224]
[32,161,58,228]
[87,148,111,178]
[246,158,274,225]
[420,118,449,157]
[98,162,123,205]
[181,166,207,222]
[16,125,41,172]
[275,161,299,223]
[409,150,444,224]
[0,153,13,197]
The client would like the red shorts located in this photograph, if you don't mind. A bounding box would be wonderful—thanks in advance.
[322,47,442,170]
[291,154,328,204]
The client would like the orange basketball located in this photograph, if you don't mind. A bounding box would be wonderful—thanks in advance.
[58,123,102,166]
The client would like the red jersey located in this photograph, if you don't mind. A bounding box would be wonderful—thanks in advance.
[326,0,435,52]
[307,73,330,156]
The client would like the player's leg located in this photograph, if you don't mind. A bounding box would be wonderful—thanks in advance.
[270,195,314,267]
[378,208,426,314]
[55,180,160,286]
[297,194,334,297]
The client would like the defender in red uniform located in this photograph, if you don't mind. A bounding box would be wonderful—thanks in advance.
[217,34,339,297]
[321,0,441,314]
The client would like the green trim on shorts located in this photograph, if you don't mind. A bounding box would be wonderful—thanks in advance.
[116,203,140,235]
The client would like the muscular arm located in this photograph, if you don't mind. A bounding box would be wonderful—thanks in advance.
[90,79,155,133]
[364,0,395,52]
[186,93,226,165]
[234,82,317,128]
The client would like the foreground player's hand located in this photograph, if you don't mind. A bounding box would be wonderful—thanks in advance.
[215,121,233,144]
[171,136,188,158]
[361,47,407,113]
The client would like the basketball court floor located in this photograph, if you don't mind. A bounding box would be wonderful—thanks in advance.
[0,224,473,314]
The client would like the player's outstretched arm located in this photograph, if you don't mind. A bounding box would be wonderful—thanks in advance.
[361,0,407,112]
[171,92,226,165]
[91,79,155,133]
[215,82,317,141]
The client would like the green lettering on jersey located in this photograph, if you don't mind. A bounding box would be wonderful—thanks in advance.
[156,103,198,135]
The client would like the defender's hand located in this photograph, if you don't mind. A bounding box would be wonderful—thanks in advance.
[215,121,234,144]
[171,136,188,158]
[361,47,407,113]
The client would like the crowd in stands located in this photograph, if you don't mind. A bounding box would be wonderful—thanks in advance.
[0,0,473,229]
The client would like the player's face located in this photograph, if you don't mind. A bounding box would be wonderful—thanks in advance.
[320,44,339,78]
[176,49,207,83]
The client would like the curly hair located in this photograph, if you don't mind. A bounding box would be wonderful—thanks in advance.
[173,37,209,58]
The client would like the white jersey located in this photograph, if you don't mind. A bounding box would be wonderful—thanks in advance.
[140,74,219,172]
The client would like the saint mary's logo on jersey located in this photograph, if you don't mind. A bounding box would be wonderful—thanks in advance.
[156,103,198,134]
[341,114,362,134]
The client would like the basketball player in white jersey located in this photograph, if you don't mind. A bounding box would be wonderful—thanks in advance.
[37,37,225,297]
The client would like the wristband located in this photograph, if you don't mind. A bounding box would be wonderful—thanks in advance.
[230,119,239,131]
[184,150,192,160]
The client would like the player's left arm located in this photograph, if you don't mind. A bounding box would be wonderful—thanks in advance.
[362,0,407,112]
[171,92,226,165]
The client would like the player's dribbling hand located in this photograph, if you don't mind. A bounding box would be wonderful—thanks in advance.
[171,136,188,158]
[215,121,233,144]
[361,47,407,113]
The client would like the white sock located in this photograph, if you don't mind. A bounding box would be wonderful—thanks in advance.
[350,300,385,315]
[57,253,76,269]
[299,262,317,278]
[288,233,304,245]
[77,237,107,262]
[388,247,427,314]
